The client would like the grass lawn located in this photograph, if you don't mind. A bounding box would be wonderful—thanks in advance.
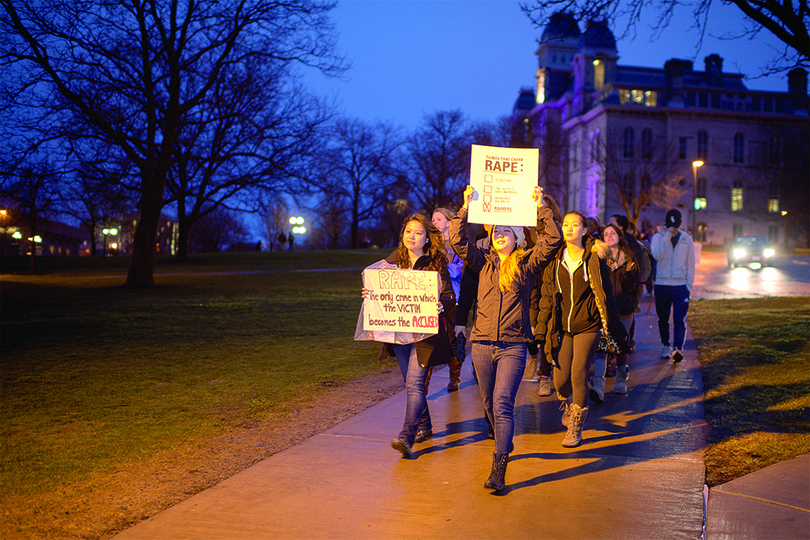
[0,250,388,503]
[689,296,810,486]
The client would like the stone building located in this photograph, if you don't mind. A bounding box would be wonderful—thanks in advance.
[513,12,809,247]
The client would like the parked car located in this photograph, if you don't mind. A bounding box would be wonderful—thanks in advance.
[727,236,776,268]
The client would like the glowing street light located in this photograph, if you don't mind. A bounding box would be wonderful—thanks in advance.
[102,227,119,257]
[691,160,703,239]
[289,216,306,235]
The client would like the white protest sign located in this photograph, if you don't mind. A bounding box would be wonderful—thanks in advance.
[468,144,539,226]
[362,268,440,334]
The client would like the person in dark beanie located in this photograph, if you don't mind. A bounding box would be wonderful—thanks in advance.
[650,209,695,362]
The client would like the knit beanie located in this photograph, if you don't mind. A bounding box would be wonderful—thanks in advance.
[490,225,525,248]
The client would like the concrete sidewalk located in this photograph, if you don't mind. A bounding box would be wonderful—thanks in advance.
[116,312,709,539]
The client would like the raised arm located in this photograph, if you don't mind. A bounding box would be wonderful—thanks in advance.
[449,186,487,272]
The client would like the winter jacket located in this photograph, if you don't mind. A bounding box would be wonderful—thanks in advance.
[536,236,630,362]
[449,206,562,344]
[378,250,456,368]
[626,234,652,283]
[606,247,642,317]
[650,227,695,291]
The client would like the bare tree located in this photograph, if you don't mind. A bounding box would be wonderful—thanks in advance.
[521,0,809,73]
[306,118,404,248]
[602,129,684,224]
[259,197,291,252]
[406,110,471,214]
[1,0,344,287]
[0,162,60,271]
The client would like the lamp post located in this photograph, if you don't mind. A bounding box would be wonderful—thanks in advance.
[288,217,306,251]
[691,160,703,239]
[102,227,118,257]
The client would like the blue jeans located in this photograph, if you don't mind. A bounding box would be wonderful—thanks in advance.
[392,344,431,445]
[471,342,526,455]
[654,284,690,350]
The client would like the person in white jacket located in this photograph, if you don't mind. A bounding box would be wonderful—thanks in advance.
[650,209,695,362]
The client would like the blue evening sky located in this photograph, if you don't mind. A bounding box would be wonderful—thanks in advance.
[303,0,792,130]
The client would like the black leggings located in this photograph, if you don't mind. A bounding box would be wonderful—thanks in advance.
[554,331,600,408]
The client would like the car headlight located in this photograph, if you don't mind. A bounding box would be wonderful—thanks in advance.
[763,248,775,258]
[733,248,746,259]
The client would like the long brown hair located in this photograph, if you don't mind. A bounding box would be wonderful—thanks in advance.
[396,213,448,273]
[602,223,637,267]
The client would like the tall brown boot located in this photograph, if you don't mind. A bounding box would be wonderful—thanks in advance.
[446,355,462,392]
[423,366,433,395]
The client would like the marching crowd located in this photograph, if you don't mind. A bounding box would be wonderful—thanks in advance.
[363,184,695,492]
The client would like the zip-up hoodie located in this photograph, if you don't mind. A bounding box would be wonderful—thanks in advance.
[651,227,695,291]
[449,206,562,343]
[536,235,630,361]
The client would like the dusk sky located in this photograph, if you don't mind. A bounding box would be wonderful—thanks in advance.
[303,0,792,130]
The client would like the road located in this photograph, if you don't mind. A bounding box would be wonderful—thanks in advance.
[691,249,810,300]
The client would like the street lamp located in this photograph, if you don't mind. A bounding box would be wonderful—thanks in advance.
[102,227,118,257]
[288,217,305,251]
[691,160,703,239]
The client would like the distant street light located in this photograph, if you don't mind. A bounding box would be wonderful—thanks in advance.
[102,227,119,257]
[691,160,703,239]
[289,216,306,235]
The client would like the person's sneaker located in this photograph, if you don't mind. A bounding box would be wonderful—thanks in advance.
[537,376,554,396]
[391,438,411,456]
[415,429,433,443]
[589,376,605,403]
[672,348,684,362]
[661,345,671,359]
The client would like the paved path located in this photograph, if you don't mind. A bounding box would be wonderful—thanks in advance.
[115,312,708,539]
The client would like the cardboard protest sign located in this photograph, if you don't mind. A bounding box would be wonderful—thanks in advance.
[362,268,440,334]
[468,144,539,226]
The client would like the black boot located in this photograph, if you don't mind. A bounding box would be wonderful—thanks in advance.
[484,452,509,491]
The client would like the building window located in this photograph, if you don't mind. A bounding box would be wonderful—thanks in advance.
[593,59,604,89]
[641,174,651,195]
[768,182,779,212]
[619,89,630,104]
[591,130,601,162]
[623,127,634,158]
[769,135,781,166]
[571,140,578,169]
[679,137,688,160]
[631,90,644,105]
[645,91,657,107]
[641,128,653,159]
[695,177,707,209]
[731,179,743,211]
[733,133,745,164]
[733,224,743,237]
[699,92,708,107]
[623,173,635,201]
[697,130,708,161]
[695,222,707,242]
[768,226,779,244]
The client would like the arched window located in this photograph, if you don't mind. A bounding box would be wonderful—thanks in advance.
[593,59,604,89]
[769,135,781,166]
[731,179,743,211]
[697,130,709,161]
[623,127,634,158]
[641,174,651,195]
[768,182,779,212]
[641,128,653,160]
[696,222,708,242]
[733,132,745,164]
[622,173,635,201]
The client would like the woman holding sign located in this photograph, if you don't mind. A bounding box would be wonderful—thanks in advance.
[449,184,562,492]
[366,214,456,457]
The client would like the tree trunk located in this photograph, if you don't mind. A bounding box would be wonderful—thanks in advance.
[125,164,168,288]
[176,217,190,260]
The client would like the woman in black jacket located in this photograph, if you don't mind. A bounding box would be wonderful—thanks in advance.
[536,212,629,448]
[589,223,641,401]
[450,185,562,491]
[367,214,456,457]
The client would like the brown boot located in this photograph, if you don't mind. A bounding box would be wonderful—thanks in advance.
[484,452,509,491]
[446,355,462,392]
[423,367,433,395]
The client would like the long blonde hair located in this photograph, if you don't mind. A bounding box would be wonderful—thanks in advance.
[498,247,525,292]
